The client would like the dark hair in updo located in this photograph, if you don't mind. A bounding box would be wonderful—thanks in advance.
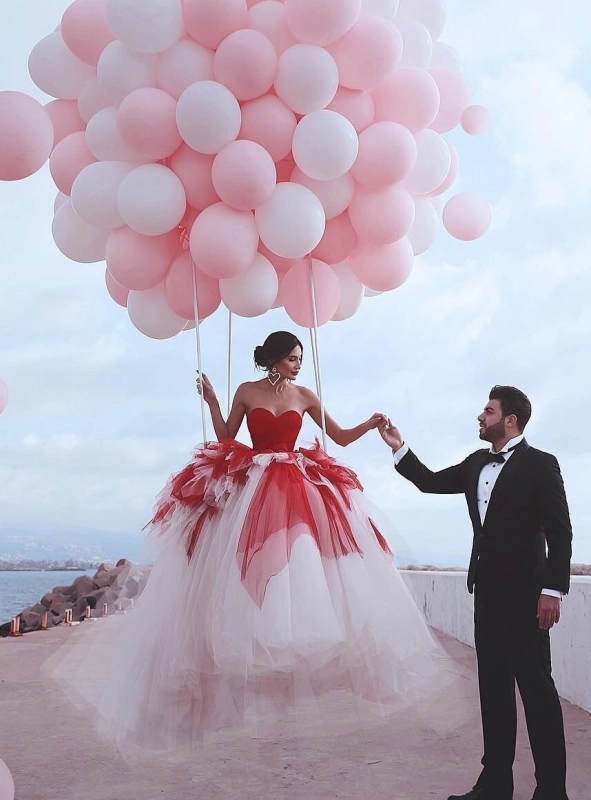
[254,331,303,371]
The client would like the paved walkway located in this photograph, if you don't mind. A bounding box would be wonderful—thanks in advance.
[1,625,589,800]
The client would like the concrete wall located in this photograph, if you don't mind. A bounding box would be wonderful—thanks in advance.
[401,571,591,714]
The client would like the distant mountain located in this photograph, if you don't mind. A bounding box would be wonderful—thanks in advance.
[0,522,146,563]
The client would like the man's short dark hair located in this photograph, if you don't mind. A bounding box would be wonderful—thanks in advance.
[489,385,532,432]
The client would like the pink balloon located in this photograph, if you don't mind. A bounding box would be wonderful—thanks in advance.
[0,379,9,415]
[29,32,95,99]
[461,105,491,136]
[127,282,187,339]
[0,92,54,181]
[429,68,472,133]
[156,39,214,100]
[85,107,150,163]
[275,158,295,182]
[247,1,297,54]
[214,29,277,101]
[183,0,248,49]
[443,192,491,241]
[45,99,85,146]
[275,44,338,114]
[165,250,221,319]
[97,41,158,106]
[284,0,361,46]
[0,758,15,799]
[106,227,178,290]
[255,182,325,259]
[61,0,115,66]
[190,202,259,278]
[105,268,130,306]
[212,140,276,210]
[349,185,415,244]
[170,145,218,210]
[239,95,296,162]
[220,252,279,317]
[176,80,241,155]
[328,18,402,90]
[118,164,187,236]
[405,129,451,195]
[421,140,458,197]
[326,87,375,133]
[290,166,354,219]
[78,77,111,123]
[117,88,182,159]
[258,241,297,273]
[282,258,341,327]
[313,212,357,263]
[49,131,96,195]
[351,121,417,187]
[372,67,440,133]
[350,239,414,291]
[331,260,364,321]
[52,200,109,263]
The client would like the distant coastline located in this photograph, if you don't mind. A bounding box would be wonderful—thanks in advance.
[0,560,98,573]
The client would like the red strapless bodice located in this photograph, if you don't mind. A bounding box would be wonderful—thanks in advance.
[246,408,302,452]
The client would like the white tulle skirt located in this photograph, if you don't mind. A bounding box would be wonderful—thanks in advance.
[49,441,456,752]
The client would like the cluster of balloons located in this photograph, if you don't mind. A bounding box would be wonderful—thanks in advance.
[0,379,8,415]
[0,0,491,338]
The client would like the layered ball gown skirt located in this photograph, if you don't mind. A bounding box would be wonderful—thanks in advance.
[52,409,453,751]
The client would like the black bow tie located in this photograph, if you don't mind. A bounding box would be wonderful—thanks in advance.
[483,443,519,465]
[484,452,506,464]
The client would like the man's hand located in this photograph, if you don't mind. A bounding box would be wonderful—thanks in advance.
[378,417,404,451]
[537,594,561,629]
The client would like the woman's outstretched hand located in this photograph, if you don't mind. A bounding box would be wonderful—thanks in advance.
[196,373,217,406]
[378,417,404,451]
[365,413,388,431]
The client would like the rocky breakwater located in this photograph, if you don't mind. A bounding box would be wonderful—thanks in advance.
[0,559,151,636]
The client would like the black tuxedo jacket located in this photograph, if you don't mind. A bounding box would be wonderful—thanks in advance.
[395,439,572,599]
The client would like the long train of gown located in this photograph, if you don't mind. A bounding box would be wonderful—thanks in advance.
[49,409,457,751]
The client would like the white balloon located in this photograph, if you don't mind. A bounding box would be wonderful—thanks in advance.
[405,130,451,195]
[78,77,111,123]
[97,41,157,105]
[52,200,109,263]
[220,254,279,317]
[54,191,69,213]
[118,164,186,235]
[28,32,94,100]
[86,107,149,162]
[361,0,400,19]
[290,167,354,219]
[105,0,184,54]
[256,183,326,259]
[275,45,338,115]
[430,41,463,71]
[397,18,433,68]
[0,759,15,800]
[408,198,438,254]
[396,0,447,40]
[331,261,364,320]
[176,81,241,155]
[157,40,215,100]
[292,111,359,181]
[128,282,186,339]
[71,161,134,229]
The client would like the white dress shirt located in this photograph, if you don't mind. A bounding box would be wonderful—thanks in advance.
[393,437,561,598]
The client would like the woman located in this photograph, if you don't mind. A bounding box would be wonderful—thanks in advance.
[56,332,452,751]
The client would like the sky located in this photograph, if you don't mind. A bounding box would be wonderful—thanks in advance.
[1,0,590,565]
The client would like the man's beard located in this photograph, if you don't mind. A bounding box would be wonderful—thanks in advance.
[479,419,506,443]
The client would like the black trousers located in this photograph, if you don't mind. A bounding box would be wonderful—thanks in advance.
[473,594,568,800]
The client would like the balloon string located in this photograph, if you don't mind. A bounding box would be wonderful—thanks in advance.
[308,254,327,452]
[227,311,233,418]
[309,329,320,396]
[191,258,207,444]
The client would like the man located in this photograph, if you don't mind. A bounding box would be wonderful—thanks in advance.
[380,386,572,800]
